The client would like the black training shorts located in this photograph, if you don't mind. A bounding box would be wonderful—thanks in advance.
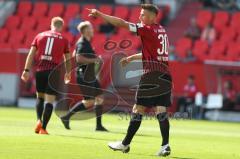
[136,71,172,107]
[35,70,59,95]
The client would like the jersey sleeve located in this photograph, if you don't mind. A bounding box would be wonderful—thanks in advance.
[75,42,85,55]
[129,23,150,37]
[31,34,39,48]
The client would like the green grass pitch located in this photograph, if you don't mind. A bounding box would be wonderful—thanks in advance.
[0,107,240,159]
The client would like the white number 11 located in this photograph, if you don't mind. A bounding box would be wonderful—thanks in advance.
[45,37,54,56]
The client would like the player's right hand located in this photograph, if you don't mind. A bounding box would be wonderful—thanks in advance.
[119,57,130,68]
[87,8,100,17]
[21,71,30,82]
[64,73,71,84]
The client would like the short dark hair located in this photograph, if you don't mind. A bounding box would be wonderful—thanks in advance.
[141,4,159,15]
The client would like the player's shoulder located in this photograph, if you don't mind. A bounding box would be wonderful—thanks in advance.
[75,37,84,47]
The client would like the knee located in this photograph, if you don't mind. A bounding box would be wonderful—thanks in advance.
[82,99,95,108]
[45,94,56,104]
[156,112,168,121]
[131,113,143,121]
[36,92,45,99]
[155,106,167,115]
[132,104,145,115]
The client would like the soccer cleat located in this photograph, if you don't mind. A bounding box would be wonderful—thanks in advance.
[39,128,49,135]
[34,120,42,134]
[96,125,108,132]
[157,144,171,157]
[108,141,130,153]
[60,117,71,130]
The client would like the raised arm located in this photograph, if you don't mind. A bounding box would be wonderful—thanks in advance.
[87,8,130,30]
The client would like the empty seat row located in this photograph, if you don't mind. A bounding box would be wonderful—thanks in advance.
[175,37,240,61]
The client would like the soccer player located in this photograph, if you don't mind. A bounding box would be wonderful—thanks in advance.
[21,17,71,135]
[88,4,172,156]
[60,21,108,131]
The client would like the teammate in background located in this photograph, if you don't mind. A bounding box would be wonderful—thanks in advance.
[60,21,108,131]
[88,4,172,156]
[21,17,71,135]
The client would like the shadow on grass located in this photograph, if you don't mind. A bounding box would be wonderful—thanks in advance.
[55,134,109,142]
[109,131,160,138]
[171,157,197,159]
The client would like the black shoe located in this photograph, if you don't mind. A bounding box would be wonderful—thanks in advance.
[96,125,108,132]
[61,117,71,130]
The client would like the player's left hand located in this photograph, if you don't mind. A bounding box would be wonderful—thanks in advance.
[87,8,100,17]
[21,71,30,82]
[64,73,71,84]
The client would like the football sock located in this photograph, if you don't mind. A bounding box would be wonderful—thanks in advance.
[95,105,103,127]
[36,98,44,121]
[157,112,170,146]
[63,101,86,119]
[42,103,53,130]
[122,113,142,146]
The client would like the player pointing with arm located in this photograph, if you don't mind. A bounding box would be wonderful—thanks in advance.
[21,17,71,135]
[88,4,172,156]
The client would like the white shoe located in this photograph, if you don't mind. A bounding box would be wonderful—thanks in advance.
[108,141,130,153]
[157,144,171,156]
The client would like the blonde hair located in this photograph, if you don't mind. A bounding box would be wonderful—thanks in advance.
[77,21,92,34]
[51,17,64,28]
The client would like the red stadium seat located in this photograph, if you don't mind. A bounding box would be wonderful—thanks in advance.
[4,15,21,30]
[32,2,48,17]
[92,33,107,54]
[175,38,192,58]
[231,12,240,34]
[0,28,9,43]
[20,17,37,32]
[48,2,65,17]
[8,30,26,46]
[192,40,209,56]
[24,31,39,47]
[208,41,226,60]
[129,6,141,23]
[114,6,129,20]
[64,3,80,18]
[219,27,236,43]
[36,17,51,32]
[62,32,75,45]
[17,1,32,17]
[213,11,229,32]
[226,42,240,61]
[81,4,96,20]
[0,42,12,50]
[196,10,213,29]
[98,5,113,15]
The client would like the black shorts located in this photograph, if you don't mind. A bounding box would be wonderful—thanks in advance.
[136,71,172,107]
[77,73,103,100]
[35,70,59,95]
